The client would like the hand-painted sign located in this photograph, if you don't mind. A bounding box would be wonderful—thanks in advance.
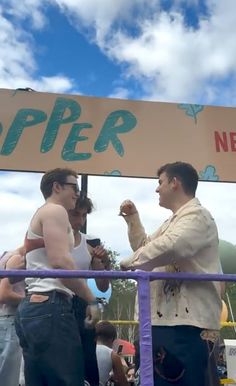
[0,88,235,182]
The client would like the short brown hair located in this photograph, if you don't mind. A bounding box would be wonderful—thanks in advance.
[157,161,198,196]
[95,321,117,341]
[74,195,94,214]
[40,168,78,199]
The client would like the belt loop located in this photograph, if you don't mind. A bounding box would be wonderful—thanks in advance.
[51,290,57,304]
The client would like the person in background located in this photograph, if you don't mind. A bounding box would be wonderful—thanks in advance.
[68,195,111,386]
[95,321,129,386]
[0,248,25,386]
[120,161,222,386]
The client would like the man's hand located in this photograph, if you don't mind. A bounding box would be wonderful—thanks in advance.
[6,254,26,270]
[120,253,138,271]
[92,246,111,270]
[120,259,131,271]
[119,200,138,217]
[84,302,100,328]
[120,262,129,271]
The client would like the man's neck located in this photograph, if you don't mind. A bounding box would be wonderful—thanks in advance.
[74,230,82,246]
[46,196,62,206]
[171,196,195,214]
[97,339,112,348]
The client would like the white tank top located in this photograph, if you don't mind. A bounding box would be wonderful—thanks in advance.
[72,232,92,271]
[96,344,113,386]
[25,228,74,296]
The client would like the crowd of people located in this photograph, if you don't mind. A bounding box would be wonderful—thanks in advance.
[0,161,225,386]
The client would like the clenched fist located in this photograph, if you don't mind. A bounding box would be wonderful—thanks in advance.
[84,302,100,329]
[119,200,138,217]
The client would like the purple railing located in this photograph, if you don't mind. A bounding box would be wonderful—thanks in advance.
[0,269,233,386]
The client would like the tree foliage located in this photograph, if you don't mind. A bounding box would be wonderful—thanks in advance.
[103,249,138,342]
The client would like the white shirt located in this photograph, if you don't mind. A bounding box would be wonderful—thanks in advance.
[96,344,113,386]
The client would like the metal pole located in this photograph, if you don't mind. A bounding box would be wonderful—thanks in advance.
[138,277,154,386]
[81,174,88,234]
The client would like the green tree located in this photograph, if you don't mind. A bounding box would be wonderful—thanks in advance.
[103,249,138,342]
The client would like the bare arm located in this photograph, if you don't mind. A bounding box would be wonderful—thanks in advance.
[42,205,95,303]
[0,278,24,306]
[111,352,129,386]
[90,245,110,292]
[5,249,26,284]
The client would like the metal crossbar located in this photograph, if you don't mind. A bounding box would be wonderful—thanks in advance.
[1,269,235,386]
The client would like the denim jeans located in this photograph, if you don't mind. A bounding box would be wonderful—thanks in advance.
[152,325,209,386]
[15,290,84,386]
[73,296,99,386]
[0,315,22,386]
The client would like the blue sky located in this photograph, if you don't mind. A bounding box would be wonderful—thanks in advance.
[0,0,236,261]
[2,0,236,104]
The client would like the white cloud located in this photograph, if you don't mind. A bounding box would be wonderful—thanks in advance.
[47,0,236,104]
[109,87,130,100]
[104,1,236,103]
[0,4,76,94]
[0,0,47,29]
[0,172,235,259]
[2,1,236,103]
[55,0,160,45]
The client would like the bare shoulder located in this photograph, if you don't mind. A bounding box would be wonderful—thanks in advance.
[30,204,69,235]
[40,203,68,221]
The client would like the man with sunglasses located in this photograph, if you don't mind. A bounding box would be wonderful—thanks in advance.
[15,168,100,386]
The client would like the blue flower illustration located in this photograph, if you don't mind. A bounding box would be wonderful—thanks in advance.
[178,104,204,124]
[199,165,219,181]
[104,170,122,176]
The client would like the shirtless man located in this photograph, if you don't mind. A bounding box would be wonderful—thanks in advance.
[15,168,100,386]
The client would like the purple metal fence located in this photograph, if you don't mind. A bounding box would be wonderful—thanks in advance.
[0,269,233,386]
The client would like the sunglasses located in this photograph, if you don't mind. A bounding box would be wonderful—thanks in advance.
[62,182,80,194]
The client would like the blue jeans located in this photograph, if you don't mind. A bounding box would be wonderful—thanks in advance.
[152,325,209,386]
[73,296,99,386]
[15,290,84,386]
[0,315,22,386]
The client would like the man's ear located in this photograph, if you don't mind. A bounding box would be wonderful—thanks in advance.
[172,176,180,191]
[53,181,61,193]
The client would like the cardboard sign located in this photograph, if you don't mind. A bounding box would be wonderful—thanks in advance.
[0,88,235,182]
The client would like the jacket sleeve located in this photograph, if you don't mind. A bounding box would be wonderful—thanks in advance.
[123,208,217,271]
[124,212,149,251]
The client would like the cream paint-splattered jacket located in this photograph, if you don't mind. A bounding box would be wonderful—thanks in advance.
[121,198,222,330]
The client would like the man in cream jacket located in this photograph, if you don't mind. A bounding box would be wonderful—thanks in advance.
[120,161,222,386]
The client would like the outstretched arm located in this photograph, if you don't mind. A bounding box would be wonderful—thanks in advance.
[121,209,216,271]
